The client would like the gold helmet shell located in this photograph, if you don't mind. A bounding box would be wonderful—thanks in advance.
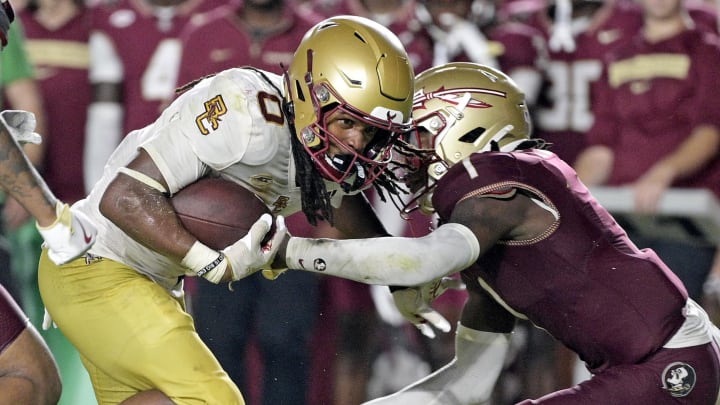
[414,62,531,177]
[285,15,415,190]
[408,62,532,212]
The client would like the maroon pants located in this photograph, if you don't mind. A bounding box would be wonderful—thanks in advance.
[519,342,720,405]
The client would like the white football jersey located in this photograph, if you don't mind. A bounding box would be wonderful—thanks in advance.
[75,68,349,291]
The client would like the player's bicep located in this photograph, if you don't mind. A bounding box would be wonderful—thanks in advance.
[449,192,525,254]
[100,150,168,218]
[124,149,169,191]
[140,119,211,194]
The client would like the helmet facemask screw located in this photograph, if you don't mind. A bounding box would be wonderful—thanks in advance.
[301,127,316,145]
[314,85,330,103]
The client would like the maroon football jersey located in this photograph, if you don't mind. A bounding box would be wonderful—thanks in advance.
[19,8,91,203]
[89,0,225,134]
[432,150,688,373]
[176,4,322,83]
[687,0,720,34]
[587,27,720,198]
[488,20,543,75]
[528,0,643,164]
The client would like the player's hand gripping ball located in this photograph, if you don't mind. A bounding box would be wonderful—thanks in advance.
[171,177,276,250]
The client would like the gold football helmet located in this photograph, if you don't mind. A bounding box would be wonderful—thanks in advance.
[285,15,414,191]
[407,62,532,213]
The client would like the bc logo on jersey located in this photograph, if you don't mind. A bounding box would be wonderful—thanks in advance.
[661,362,696,398]
[195,95,228,135]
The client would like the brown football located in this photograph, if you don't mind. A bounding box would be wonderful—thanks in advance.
[171,177,271,250]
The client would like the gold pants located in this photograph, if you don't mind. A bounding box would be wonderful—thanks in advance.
[38,249,244,405]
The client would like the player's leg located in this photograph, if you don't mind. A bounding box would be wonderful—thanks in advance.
[38,251,244,405]
[518,341,720,404]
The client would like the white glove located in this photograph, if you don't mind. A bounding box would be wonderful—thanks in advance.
[42,307,57,330]
[392,277,465,339]
[37,201,97,265]
[222,214,287,281]
[0,110,41,144]
[370,284,406,327]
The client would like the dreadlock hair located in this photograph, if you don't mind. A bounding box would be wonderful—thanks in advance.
[291,132,336,226]
[371,139,436,213]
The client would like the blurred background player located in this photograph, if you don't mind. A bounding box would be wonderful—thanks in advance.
[575,0,720,316]
[414,0,544,107]
[525,0,643,166]
[300,0,435,73]
[83,0,230,191]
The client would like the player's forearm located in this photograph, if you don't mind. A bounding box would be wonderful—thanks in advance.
[574,145,613,186]
[0,124,57,225]
[654,124,720,181]
[285,223,480,285]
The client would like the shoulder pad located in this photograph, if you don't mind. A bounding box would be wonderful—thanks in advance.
[174,70,285,169]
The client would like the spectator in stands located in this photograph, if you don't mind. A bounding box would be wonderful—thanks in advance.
[575,0,720,302]
[415,0,544,106]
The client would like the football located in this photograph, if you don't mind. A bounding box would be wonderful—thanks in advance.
[171,177,271,250]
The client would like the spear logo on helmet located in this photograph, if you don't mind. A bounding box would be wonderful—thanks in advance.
[413,86,504,110]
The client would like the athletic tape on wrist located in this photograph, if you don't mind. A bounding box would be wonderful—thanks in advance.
[182,241,219,271]
[182,241,229,283]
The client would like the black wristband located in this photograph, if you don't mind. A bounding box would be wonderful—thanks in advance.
[196,252,225,278]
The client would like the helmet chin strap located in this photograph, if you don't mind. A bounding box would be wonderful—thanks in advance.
[327,153,367,192]
[479,124,516,152]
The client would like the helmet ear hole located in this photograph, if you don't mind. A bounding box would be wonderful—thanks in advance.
[294,80,306,102]
[458,127,486,143]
